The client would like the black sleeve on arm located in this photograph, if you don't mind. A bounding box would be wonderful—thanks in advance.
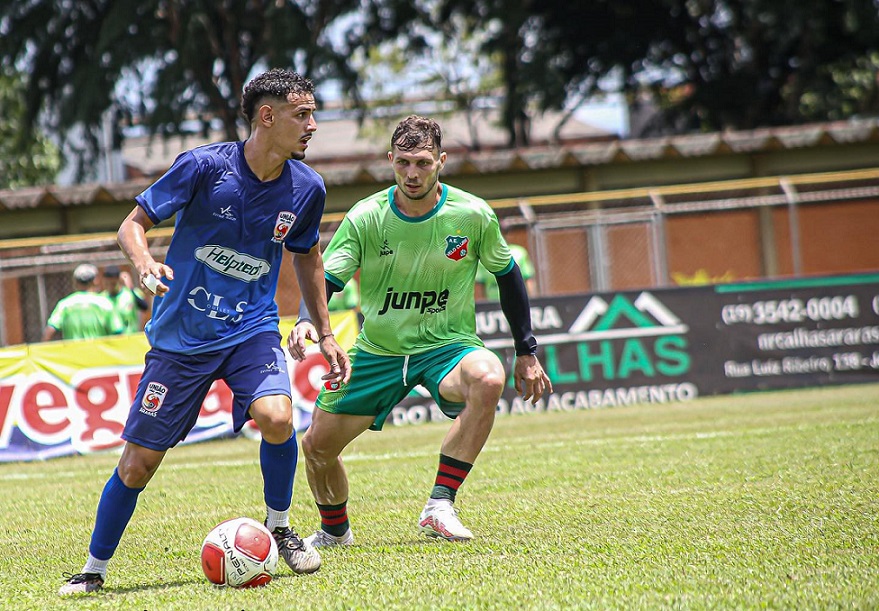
[131,289,149,311]
[495,262,538,356]
[297,278,342,323]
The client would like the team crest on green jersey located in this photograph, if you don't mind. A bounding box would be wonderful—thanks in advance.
[445,235,469,261]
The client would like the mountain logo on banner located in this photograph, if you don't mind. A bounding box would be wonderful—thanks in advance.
[568,292,689,340]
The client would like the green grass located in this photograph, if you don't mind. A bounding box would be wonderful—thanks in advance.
[2,384,878,610]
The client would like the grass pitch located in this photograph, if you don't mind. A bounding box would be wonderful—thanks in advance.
[2,384,877,610]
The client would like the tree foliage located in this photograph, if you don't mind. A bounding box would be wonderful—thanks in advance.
[0,0,360,178]
[0,69,60,189]
[356,0,879,142]
[2,0,879,168]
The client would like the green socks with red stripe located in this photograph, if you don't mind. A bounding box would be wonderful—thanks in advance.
[430,454,473,503]
[316,500,350,537]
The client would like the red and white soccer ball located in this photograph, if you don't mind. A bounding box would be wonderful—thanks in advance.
[201,517,279,588]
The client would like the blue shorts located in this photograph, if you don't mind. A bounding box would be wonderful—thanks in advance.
[123,331,291,451]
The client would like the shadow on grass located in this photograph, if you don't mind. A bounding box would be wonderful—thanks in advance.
[98,576,206,595]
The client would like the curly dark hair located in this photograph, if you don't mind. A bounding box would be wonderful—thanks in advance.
[391,115,443,153]
[241,68,315,122]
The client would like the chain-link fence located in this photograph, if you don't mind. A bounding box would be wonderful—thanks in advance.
[2,168,879,346]
[496,168,879,299]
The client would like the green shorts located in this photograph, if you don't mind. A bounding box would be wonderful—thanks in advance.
[316,343,481,431]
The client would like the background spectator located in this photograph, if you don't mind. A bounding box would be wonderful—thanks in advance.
[42,264,124,341]
[475,243,536,301]
[102,265,149,332]
[327,278,360,313]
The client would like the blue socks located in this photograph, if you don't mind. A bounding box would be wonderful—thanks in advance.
[260,434,297,513]
[88,469,144,561]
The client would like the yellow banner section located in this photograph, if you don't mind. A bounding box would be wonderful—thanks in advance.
[0,312,358,461]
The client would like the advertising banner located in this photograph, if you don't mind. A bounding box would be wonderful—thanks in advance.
[0,313,359,462]
[389,273,879,425]
[4,273,879,460]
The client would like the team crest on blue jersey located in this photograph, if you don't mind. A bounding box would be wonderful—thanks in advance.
[445,235,470,261]
[140,382,168,417]
[272,211,297,243]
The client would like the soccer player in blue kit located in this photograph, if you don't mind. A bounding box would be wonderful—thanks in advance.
[60,68,350,595]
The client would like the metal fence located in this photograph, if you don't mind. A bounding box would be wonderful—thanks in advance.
[2,167,878,346]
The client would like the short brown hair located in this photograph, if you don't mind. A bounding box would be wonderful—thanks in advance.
[241,68,314,122]
[390,115,443,153]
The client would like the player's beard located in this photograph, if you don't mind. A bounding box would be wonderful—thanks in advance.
[400,174,439,201]
[289,150,305,161]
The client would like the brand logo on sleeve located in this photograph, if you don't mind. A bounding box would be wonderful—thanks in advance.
[272,211,297,243]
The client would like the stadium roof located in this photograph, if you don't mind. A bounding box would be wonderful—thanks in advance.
[2,116,879,210]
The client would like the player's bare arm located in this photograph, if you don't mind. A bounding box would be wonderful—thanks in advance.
[117,206,174,296]
[290,244,351,383]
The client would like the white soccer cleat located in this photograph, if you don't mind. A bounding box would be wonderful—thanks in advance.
[304,528,354,548]
[418,500,473,541]
[59,572,104,595]
[270,526,321,574]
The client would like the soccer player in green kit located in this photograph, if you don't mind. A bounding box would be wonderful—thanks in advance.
[289,115,552,545]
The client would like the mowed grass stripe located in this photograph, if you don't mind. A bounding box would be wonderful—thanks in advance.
[0,383,876,610]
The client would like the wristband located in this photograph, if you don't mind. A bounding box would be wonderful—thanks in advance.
[142,273,159,295]
[318,333,334,342]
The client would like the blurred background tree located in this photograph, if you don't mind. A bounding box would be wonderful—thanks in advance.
[1,0,878,183]
[0,67,60,189]
[0,0,360,181]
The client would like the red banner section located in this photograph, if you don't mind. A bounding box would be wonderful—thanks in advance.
[0,313,359,462]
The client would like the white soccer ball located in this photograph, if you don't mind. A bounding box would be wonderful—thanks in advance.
[201,517,279,588]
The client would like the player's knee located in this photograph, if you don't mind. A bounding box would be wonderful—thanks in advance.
[258,415,293,444]
[117,455,159,488]
[300,431,334,468]
[470,367,505,404]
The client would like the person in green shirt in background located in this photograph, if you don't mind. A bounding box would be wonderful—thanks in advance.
[475,242,536,301]
[102,265,149,333]
[327,277,360,313]
[42,264,125,341]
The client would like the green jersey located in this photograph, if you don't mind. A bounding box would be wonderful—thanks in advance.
[103,288,144,333]
[323,184,512,356]
[46,291,125,340]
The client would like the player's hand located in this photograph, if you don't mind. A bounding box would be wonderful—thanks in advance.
[138,263,173,296]
[513,354,553,403]
[286,323,351,384]
[287,320,317,361]
[318,335,351,385]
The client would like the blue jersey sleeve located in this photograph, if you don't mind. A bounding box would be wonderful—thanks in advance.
[135,151,202,224]
[283,164,326,254]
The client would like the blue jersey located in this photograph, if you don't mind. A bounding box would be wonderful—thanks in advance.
[135,141,325,354]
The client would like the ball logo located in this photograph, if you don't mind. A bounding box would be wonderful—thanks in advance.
[272,211,297,243]
[324,380,341,391]
[140,382,168,416]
